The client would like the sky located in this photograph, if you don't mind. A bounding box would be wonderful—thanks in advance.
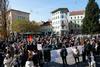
[9,0,100,22]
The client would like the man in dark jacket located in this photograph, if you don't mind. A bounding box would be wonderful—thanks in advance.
[97,41,100,55]
[0,52,4,67]
[60,45,68,66]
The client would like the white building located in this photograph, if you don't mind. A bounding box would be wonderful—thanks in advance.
[68,10,85,34]
[51,8,69,35]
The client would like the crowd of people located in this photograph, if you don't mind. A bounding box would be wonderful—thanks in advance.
[60,37,100,67]
[0,34,100,67]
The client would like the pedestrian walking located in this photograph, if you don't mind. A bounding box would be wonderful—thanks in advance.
[82,42,87,62]
[72,46,80,64]
[60,45,68,67]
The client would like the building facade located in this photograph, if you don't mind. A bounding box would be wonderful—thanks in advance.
[40,21,53,35]
[51,8,69,35]
[7,9,30,33]
[68,10,85,34]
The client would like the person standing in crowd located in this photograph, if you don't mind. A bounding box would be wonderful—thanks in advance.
[97,40,100,55]
[0,52,4,67]
[1,34,100,67]
[82,41,87,62]
[11,54,20,67]
[3,53,12,67]
[85,40,94,67]
[60,45,68,67]
[90,52,96,67]
[20,49,28,67]
[72,46,80,64]
[90,39,97,61]
[37,41,44,67]
[32,50,39,67]
[25,50,34,67]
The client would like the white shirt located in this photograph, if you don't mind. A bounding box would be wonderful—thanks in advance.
[71,47,78,55]
[25,61,34,67]
[3,57,12,67]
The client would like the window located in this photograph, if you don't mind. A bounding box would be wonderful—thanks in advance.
[58,16,59,19]
[74,17,76,19]
[75,25,76,28]
[61,15,64,18]
[62,26,64,29]
[71,17,72,19]
[74,21,76,23]
[56,17,57,19]
[77,25,79,28]
[78,16,79,19]
[81,16,83,18]
[58,21,59,24]
[62,20,64,24]
[17,16,21,19]
[78,21,79,23]
[22,17,25,19]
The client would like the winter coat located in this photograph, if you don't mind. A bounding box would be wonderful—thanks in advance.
[60,48,68,58]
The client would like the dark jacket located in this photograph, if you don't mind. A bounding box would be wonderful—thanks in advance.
[84,43,92,56]
[60,48,68,58]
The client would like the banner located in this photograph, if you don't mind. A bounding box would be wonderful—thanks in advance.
[50,46,83,62]
[37,44,42,50]
[50,49,61,62]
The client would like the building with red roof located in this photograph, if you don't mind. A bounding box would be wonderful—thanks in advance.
[68,10,85,34]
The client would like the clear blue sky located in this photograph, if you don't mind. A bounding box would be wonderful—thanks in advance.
[9,0,100,21]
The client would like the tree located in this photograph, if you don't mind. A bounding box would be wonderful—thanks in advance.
[12,20,41,33]
[12,20,29,33]
[0,0,9,39]
[82,0,100,34]
[30,21,41,32]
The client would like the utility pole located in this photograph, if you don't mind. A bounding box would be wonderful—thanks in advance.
[0,0,9,40]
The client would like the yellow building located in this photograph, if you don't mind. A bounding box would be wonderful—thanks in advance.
[7,9,30,33]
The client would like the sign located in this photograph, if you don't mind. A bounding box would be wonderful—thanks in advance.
[37,44,42,50]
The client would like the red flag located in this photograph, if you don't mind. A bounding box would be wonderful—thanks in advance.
[27,35,32,42]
